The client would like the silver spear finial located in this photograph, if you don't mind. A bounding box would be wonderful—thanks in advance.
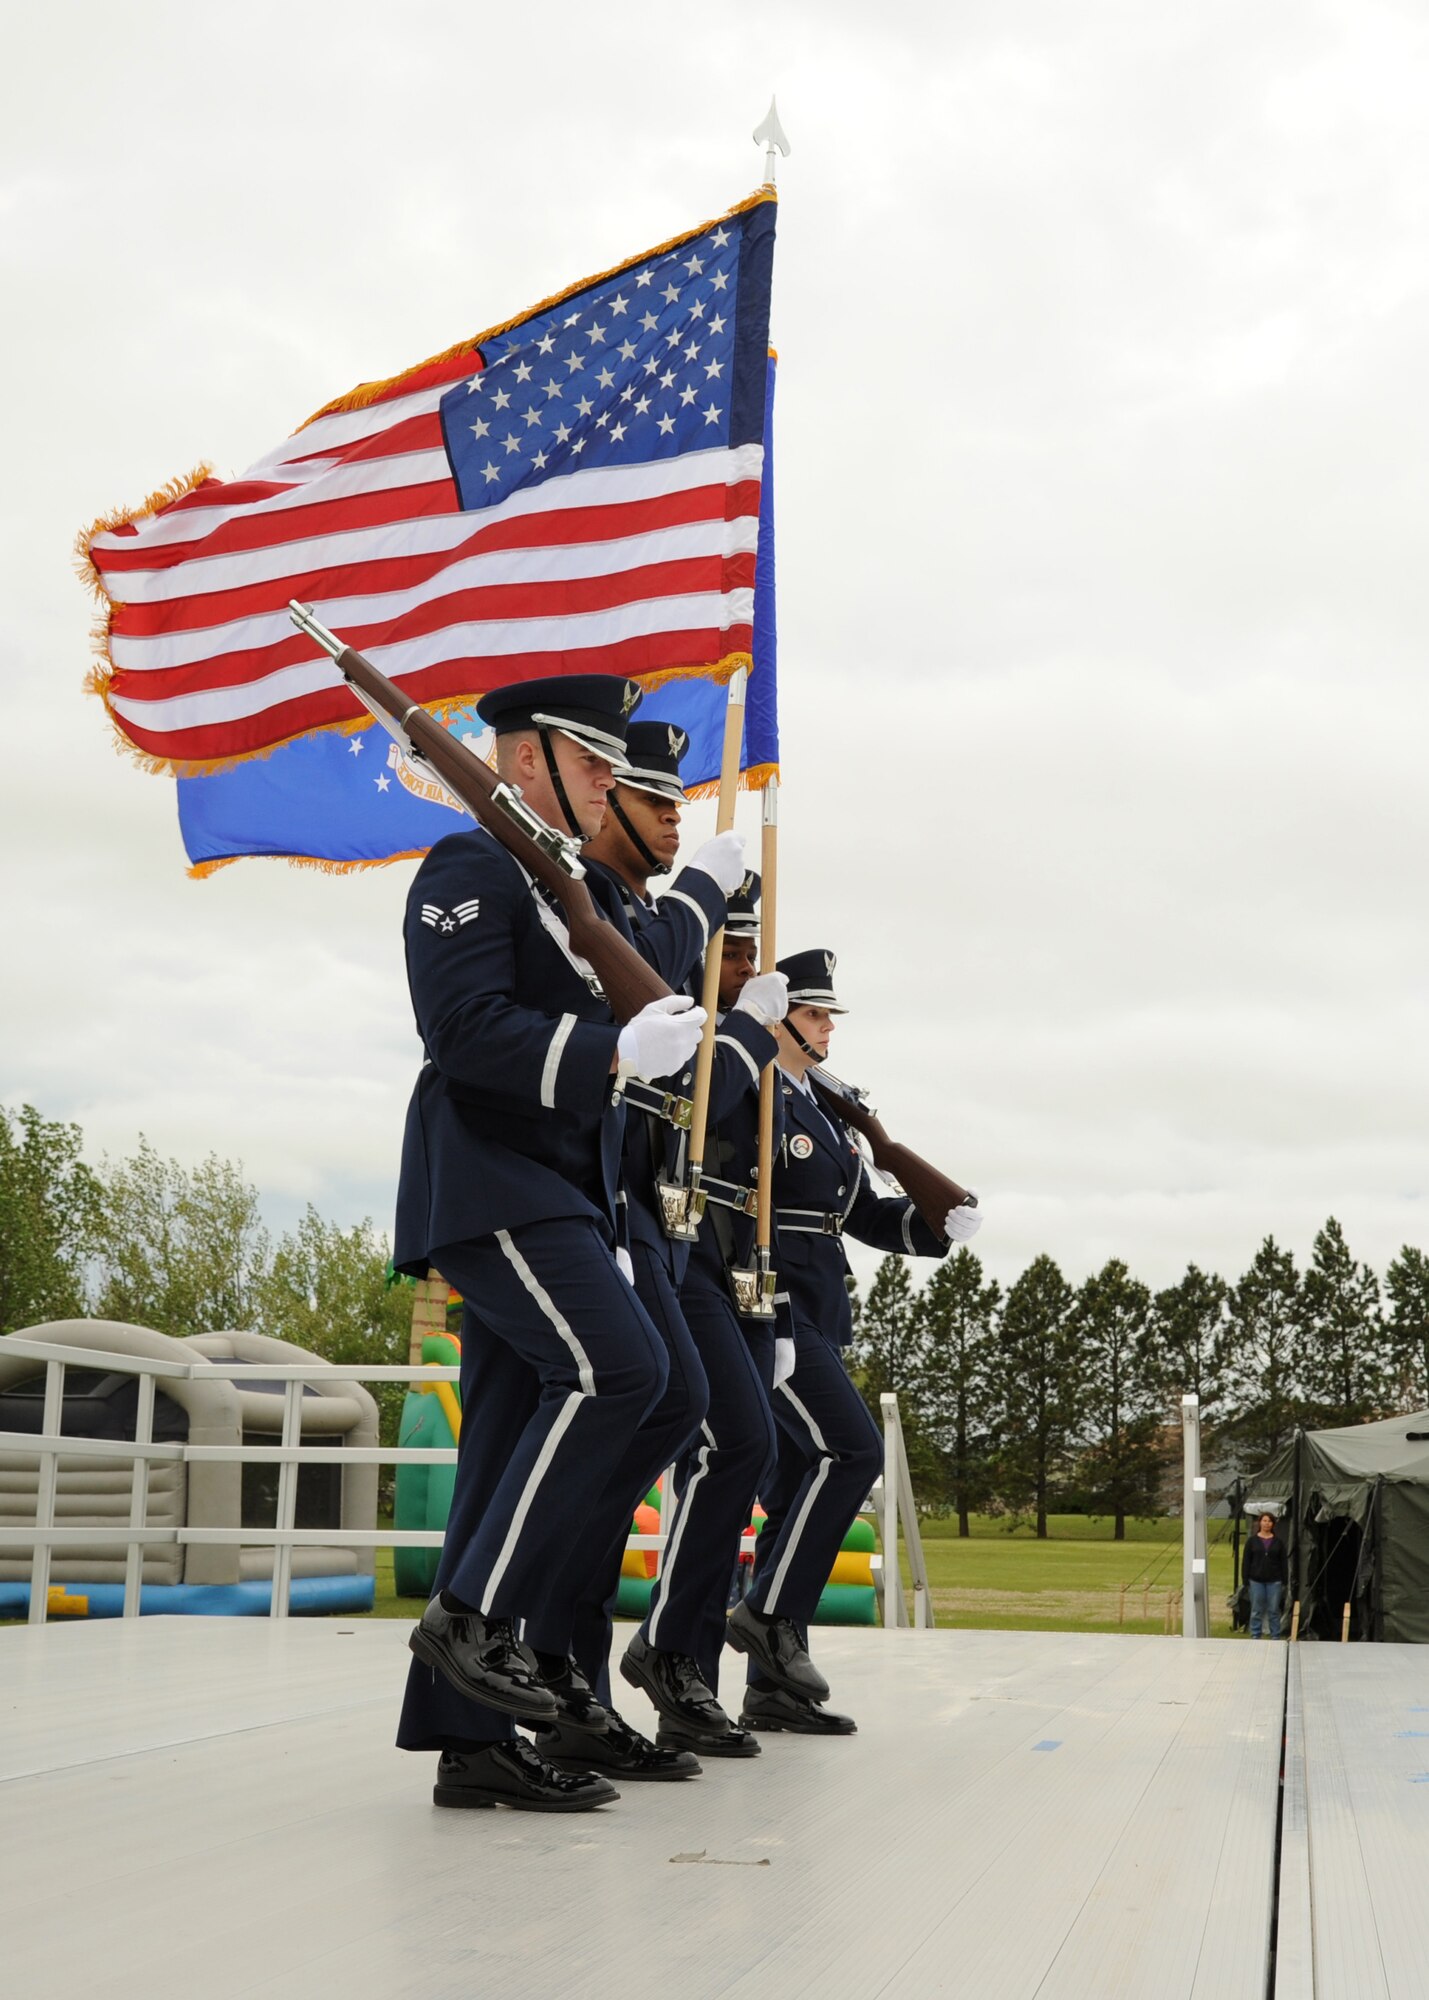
[753,98,790,187]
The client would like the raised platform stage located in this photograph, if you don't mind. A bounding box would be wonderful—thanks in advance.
[2,1621,1425,1997]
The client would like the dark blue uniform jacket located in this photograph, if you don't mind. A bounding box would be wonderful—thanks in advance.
[773,1071,947,1346]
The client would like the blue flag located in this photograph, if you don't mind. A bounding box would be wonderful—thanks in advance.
[177,358,778,873]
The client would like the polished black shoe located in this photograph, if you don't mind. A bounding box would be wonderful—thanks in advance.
[536,1707,702,1781]
[535,1654,609,1735]
[657,1717,761,1759]
[740,1685,857,1735]
[619,1629,731,1734]
[409,1601,557,1722]
[725,1601,829,1701]
[433,1741,619,1812]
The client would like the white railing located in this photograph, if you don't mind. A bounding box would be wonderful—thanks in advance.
[0,1339,906,1631]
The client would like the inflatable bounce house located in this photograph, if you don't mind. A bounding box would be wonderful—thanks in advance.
[0,1320,381,1616]
[614,1487,880,1626]
[392,1328,462,1598]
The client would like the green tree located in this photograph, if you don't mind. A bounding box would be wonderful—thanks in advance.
[95,1138,271,1336]
[1146,1264,1233,1435]
[1073,1259,1160,1540]
[993,1254,1080,1537]
[1299,1217,1386,1425]
[849,1256,943,1501]
[914,1250,1000,1536]
[0,1103,103,1334]
[1225,1236,1301,1468]
[256,1206,413,1475]
[1385,1247,1429,1409]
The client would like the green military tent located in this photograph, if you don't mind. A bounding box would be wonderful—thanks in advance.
[1250,1411,1429,1642]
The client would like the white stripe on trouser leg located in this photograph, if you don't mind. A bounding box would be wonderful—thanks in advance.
[495,1229,597,1395]
[479,1391,585,1616]
[762,1380,833,1614]
[647,1421,716,1648]
[477,1229,602,1614]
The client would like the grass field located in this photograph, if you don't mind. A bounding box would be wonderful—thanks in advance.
[365,1512,1244,1639]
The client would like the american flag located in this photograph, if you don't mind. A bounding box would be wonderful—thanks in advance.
[82,192,776,772]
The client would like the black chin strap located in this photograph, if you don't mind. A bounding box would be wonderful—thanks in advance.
[609,792,669,877]
[538,727,584,840]
[785,1018,825,1064]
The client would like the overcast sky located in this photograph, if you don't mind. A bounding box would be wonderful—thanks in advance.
[4,0,1428,1299]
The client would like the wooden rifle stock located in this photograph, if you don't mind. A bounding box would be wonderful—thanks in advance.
[808,1070,975,1240]
[298,612,672,1024]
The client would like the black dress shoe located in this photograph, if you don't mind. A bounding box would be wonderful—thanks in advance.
[536,1708,702,1781]
[657,1717,761,1759]
[409,1601,557,1722]
[535,1654,609,1735]
[620,1629,731,1734]
[725,1601,829,1701]
[740,1685,857,1735]
[433,1741,619,1812]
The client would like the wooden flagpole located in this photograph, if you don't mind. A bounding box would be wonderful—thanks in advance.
[685,668,748,1199]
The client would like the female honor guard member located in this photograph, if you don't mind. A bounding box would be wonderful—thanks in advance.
[728,949,982,1734]
[622,874,787,1761]
[393,675,717,1813]
[516,718,752,1783]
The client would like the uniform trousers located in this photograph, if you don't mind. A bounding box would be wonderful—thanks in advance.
[640,1275,778,1696]
[745,1314,882,1682]
[521,1232,708,1701]
[396,1215,667,1753]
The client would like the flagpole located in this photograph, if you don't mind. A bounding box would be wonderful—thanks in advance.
[754,775,779,1281]
[684,668,748,1206]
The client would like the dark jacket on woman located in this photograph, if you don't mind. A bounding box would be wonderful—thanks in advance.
[1243,1532,1288,1586]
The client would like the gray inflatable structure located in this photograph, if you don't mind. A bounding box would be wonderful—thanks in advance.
[0,1321,380,1612]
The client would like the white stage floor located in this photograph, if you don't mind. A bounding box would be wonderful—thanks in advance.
[1,1620,1422,1998]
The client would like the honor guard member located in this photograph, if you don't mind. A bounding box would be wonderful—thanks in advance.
[728,949,983,1734]
[394,674,713,1813]
[515,719,751,1783]
[622,872,788,1761]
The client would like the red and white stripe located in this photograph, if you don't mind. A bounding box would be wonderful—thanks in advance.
[89,351,762,767]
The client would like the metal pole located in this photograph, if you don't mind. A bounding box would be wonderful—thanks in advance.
[122,1370,156,1619]
[880,1394,906,1628]
[271,1380,302,1619]
[27,1359,64,1627]
[1181,1394,1204,1638]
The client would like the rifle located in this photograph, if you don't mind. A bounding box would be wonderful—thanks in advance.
[808,1067,976,1240]
[287,603,673,1023]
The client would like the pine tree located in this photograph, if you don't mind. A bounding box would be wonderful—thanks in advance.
[915,1250,1000,1536]
[1225,1236,1301,1468]
[1385,1247,1429,1410]
[1145,1264,1233,1431]
[849,1256,943,1501]
[1299,1217,1385,1425]
[993,1254,1080,1537]
[1073,1259,1159,1540]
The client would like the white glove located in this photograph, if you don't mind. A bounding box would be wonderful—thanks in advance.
[615,1247,635,1286]
[617,994,707,1079]
[773,1336,796,1387]
[944,1200,983,1243]
[688,830,747,894]
[733,970,788,1029]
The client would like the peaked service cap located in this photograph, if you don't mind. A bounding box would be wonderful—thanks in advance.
[476,674,643,761]
[777,948,847,1013]
[615,719,691,803]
